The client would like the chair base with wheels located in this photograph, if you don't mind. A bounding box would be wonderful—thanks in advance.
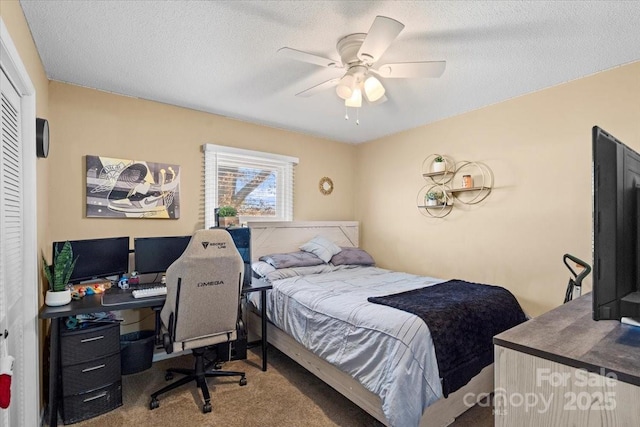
[149,347,247,413]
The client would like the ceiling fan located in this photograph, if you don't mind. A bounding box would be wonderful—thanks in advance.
[278,15,446,108]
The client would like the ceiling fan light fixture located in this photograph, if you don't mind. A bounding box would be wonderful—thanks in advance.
[345,87,362,108]
[336,74,356,100]
[279,15,447,120]
[363,76,385,102]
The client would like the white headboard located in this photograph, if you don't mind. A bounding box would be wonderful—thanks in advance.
[247,221,359,261]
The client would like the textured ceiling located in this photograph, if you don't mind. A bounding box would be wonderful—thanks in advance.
[19,1,640,144]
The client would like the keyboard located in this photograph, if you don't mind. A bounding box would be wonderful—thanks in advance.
[132,286,167,299]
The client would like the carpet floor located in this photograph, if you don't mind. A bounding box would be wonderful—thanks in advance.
[70,347,493,426]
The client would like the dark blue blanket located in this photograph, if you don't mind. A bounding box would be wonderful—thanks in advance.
[367,279,526,397]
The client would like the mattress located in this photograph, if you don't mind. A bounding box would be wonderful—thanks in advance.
[249,266,447,427]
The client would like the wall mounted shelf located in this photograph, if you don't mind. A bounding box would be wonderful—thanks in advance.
[417,154,493,218]
[450,186,489,193]
[422,171,454,179]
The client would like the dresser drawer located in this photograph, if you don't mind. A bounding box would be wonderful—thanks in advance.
[61,322,120,364]
[62,353,121,396]
[62,381,122,425]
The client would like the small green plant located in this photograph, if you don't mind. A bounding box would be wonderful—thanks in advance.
[434,156,444,163]
[427,191,444,201]
[217,205,238,217]
[42,241,78,292]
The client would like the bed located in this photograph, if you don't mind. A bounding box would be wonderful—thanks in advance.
[244,221,524,427]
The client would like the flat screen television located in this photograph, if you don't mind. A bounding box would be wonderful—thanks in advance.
[53,236,130,284]
[134,235,192,275]
[592,126,640,320]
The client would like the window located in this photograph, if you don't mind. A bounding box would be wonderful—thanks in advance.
[203,144,298,228]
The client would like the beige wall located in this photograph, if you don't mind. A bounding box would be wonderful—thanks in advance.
[355,61,640,317]
[48,83,356,332]
[47,82,356,245]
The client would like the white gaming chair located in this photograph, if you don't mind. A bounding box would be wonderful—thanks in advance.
[149,229,246,413]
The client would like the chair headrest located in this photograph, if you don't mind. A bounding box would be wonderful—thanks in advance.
[180,229,238,259]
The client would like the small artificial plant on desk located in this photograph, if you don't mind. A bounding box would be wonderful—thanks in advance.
[217,205,239,228]
[42,241,77,306]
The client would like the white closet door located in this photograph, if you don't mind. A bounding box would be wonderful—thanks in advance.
[0,67,26,427]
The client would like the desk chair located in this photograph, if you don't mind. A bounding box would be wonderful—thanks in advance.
[149,229,247,413]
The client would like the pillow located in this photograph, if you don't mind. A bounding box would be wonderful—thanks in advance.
[299,236,342,263]
[259,251,324,269]
[330,247,376,266]
[252,261,276,278]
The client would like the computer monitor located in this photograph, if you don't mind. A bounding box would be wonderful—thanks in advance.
[227,227,252,286]
[592,126,640,320]
[134,235,192,274]
[53,236,130,284]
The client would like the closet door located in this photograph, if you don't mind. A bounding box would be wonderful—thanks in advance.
[0,60,39,427]
[1,19,39,427]
[0,67,26,427]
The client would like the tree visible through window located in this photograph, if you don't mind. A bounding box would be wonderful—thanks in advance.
[204,144,298,228]
[218,164,276,216]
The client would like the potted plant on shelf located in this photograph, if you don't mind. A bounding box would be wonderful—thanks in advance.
[432,156,446,173]
[42,241,77,306]
[217,205,239,228]
[426,191,444,206]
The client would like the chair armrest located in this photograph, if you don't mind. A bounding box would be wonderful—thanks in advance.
[164,312,175,354]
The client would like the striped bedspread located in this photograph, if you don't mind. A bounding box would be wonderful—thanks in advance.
[258,266,445,427]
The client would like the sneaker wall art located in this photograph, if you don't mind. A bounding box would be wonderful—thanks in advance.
[86,155,180,219]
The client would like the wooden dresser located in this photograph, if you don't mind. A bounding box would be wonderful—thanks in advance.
[493,293,640,426]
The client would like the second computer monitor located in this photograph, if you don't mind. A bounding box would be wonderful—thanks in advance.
[134,235,192,274]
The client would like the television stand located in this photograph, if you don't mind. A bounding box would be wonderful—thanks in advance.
[494,293,640,425]
[621,291,640,317]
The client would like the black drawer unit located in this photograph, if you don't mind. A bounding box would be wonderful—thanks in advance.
[60,322,122,424]
[61,322,120,363]
[61,381,122,425]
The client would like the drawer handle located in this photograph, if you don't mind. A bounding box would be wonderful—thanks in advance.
[81,364,105,373]
[83,392,107,403]
[80,335,104,343]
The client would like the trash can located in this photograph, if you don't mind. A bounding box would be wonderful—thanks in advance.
[120,330,155,375]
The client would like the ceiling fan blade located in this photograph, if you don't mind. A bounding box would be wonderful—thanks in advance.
[295,78,340,98]
[277,47,342,68]
[374,61,446,79]
[357,16,405,63]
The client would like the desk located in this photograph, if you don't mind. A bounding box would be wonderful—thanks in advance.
[39,278,272,427]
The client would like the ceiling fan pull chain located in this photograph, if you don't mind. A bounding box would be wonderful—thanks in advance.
[345,106,349,121]
[356,108,360,126]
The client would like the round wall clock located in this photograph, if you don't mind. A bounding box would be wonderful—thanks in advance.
[36,118,49,158]
[319,177,334,195]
